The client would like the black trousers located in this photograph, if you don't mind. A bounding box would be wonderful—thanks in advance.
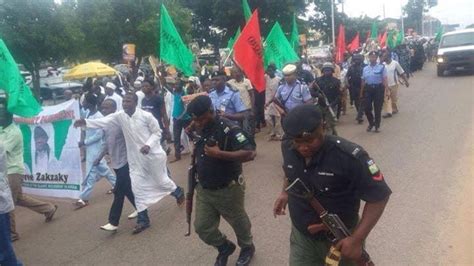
[363,85,384,128]
[349,85,364,120]
[173,118,191,158]
[109,164,135,226]
[254,91,266,128]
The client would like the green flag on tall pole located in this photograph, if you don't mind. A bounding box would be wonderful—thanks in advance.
[370,21,378,39]
[290,14,299,52]
[434,27,444,42]
[159,4,194,76]
[387,30,396,49]
[242,0,252,21]
[227,27,241,49]
[0,39,41,117]
[395,30,404,46]
[264,22,300,69]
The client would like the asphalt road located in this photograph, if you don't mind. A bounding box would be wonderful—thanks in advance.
[13,63,473,265]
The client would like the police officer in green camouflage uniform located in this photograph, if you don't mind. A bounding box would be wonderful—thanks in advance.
[314,62,341,136]
[273,104,391,266]
[187,95,256,266]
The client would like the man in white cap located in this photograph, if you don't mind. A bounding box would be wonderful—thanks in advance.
[134,76,145,108]
[271,64,312,115]
[104,82,123,111]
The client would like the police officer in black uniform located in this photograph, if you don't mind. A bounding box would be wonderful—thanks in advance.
[346,54,366,123]
[273,104,392,265]
[186,95,256,266]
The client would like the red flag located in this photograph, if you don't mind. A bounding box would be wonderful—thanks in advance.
[335,24,346,64]
[379,31,388,48]
[233,10,265,92]
[348,32,360,52]
[378,33,383,43]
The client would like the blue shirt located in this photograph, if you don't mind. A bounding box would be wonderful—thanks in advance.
[275,80,312,111]
[362,64,387,85]
[209,86,248,115]
[172,90,190,120]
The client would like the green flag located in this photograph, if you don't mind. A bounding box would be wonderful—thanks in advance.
[434,27,444,42]
[370,21,378,39]
[395,30,404,46]
[159,4,194,76]
[387,30,396,49]
[290,14,299,52]
[242,0,252,21]
[0,39,41,117]
[227,27,241,49]
[264,22,300,70]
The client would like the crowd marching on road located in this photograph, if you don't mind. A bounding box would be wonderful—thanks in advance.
[1,37,427,265]
[0,1,461,265]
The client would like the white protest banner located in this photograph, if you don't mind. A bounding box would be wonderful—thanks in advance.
[14,99,82,199]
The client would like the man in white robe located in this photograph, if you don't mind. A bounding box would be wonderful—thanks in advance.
[74,93,184,234]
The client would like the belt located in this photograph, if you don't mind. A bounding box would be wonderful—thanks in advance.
[366,84,383,88]
[201,180,238,190]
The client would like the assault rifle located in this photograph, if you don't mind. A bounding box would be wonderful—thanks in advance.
[185,134,217,236]
[286,178,374,266]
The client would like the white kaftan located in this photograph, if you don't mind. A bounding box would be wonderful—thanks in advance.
[84,108,177,212]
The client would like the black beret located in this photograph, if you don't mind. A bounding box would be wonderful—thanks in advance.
[211,70,226,78]
[283,104,323,138]
[187,95,213,117]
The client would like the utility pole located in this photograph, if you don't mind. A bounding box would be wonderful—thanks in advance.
[400,0,405,35]
[331,0,335,46]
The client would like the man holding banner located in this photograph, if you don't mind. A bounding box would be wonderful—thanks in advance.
[0,92,57,242]
[75,93,116,209]
[74,93,184,234]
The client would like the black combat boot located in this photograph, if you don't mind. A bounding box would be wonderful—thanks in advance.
[214,240,236,266]
[236,244,255,266]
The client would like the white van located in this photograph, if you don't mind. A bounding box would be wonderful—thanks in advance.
[436,28,474,76]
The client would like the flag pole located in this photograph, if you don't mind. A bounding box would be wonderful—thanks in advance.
[331,0,335,46]
[222,48,234,67]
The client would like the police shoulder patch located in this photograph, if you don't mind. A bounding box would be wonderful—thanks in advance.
[235,132,247,143]
[367,159,379,174]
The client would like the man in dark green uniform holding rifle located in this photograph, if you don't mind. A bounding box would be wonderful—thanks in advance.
[185,95,256,266]
[273,104,392,265]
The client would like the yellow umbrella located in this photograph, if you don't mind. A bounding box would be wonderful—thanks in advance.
[63,62,118,80]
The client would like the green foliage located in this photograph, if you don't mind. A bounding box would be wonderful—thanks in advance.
[403,0,426,33]
[184,0,307,49]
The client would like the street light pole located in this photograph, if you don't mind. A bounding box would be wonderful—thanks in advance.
[331,0,335,46]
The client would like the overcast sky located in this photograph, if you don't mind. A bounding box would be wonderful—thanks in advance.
[338,0,473,29]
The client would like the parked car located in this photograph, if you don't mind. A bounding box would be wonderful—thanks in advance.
[40,82,83,101]
[436,29,474,76]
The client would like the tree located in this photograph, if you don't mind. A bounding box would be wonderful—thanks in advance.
[184,0,308,50]
[403,0,426,34]
[308,0,345,43]
[76,0,192,77]
[0,0,83,96]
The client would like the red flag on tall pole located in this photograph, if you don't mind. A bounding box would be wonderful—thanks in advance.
[233,10,265,92]
[348,32,360,52]
[335,24,346,64]
[379,31,388,48]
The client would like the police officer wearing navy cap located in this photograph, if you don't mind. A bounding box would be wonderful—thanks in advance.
[209,70,249,125]
[361,51,388,133]
[186,95,256,266]
[273,104,391,265]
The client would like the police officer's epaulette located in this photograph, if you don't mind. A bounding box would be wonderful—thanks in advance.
[326,135,365,159]
[217,117,239,135]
